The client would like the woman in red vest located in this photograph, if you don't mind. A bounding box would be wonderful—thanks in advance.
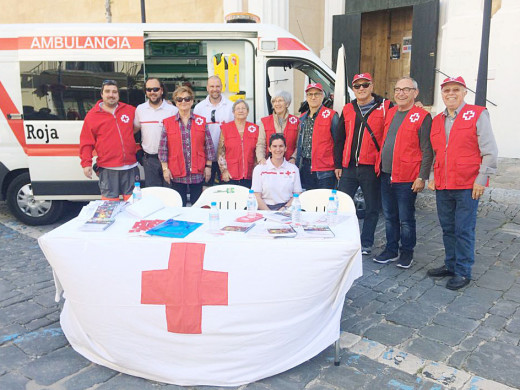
[159,86,215,206]
[255,91,299,165]
[218,99,259,188]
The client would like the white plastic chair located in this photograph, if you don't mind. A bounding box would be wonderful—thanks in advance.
[141,186,183,207]
[299,189,355,214]
[192,185,250,210]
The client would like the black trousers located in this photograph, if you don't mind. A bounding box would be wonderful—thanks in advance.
[338,164,381,248]
[170,182,203,207]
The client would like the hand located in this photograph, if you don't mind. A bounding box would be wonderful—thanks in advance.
[288,157,296,164]
[258,158,266,165]
[411,178,425,193]
[83,166,92,179]
[163,169,172,184]
[427,179,435,191]
[472,183,485,200]
[221,169,231,182]
[204,166,211,182]
[335,168,342,181]
[415,101,424,108]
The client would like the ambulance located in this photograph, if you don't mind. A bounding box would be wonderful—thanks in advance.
[0,20,344,225]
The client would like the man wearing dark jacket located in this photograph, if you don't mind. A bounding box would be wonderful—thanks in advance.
[334,73,392,255]
[80,80,138,201]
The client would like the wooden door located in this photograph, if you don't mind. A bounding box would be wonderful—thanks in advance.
[360,7,413,99]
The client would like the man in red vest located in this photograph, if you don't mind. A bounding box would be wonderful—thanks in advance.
[295,83,338,190]
[373,77,433,269]
[334,73,392,255]
[427,76,498,290]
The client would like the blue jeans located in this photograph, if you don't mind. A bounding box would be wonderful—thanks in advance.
[339,164,380,248]
[436,189,479,279]
[299,159,335,190]
[380,173,417,254]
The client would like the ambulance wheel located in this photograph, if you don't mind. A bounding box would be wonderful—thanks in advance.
[6,173,65,226]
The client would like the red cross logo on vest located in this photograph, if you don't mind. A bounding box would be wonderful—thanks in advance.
[285,170,293,176]
[289,116,298,124]
[462,110,475,121]
[321,109,330,119]
[248,125,257,133]
[141,242,228,334]
[409,113,420,123]
[120,114,130,123]
[195,117,204,126]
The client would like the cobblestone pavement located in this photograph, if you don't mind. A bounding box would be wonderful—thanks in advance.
[1,195,520,390]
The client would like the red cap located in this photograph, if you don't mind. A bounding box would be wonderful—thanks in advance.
[352,73,373,84]
[305,83,324,92]
[441,76,466,88]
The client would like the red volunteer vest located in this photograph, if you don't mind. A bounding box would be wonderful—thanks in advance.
[305,105,336,172]
[163,114,207,178]
[376,105,430,182]
[261,114,299,160]
[341,99,391,167]
[430,104,486,190]
[221,121,259,180]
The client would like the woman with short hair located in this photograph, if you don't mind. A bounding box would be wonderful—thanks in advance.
[159,86,215,206]
[218,99,258,188]
[255,91,299,165]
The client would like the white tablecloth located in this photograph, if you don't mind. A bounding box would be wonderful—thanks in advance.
[38,207,362,386]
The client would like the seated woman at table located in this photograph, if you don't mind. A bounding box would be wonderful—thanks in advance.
[159,86,215,206]
[255,91,299,165]
[251,133,302,211]
[217,99,258,188]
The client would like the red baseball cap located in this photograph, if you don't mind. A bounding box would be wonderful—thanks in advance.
[441,76,466,88]
[305,83,324,92]
[352,73,373,84]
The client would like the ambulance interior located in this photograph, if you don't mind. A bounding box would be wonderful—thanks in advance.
[265,58,335,115]
[144,39,255,118]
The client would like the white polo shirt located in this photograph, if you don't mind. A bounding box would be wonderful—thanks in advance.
[193,95,234,159]
[134,100,178,154]
[251,158,302,206]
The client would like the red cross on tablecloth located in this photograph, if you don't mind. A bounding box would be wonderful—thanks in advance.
[141,242,228,334]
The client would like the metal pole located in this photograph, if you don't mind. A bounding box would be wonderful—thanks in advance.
[475,0,492,107]
[141,0,146,23]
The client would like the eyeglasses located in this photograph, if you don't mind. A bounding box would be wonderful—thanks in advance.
[353,82,371,90]
[394,87,416,94]
[175,96,193,103]
[211,109,216,123]
[306,92,323,98]
[146,87,161,93]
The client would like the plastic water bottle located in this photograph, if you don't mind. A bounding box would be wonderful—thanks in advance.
[209,201,219,232]
[247,189,258,218]
[327,196,338,226]
[331,189,339,212]
[291,193,302,226]
[132,181,142,203]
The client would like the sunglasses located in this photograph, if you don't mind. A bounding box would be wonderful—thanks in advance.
[145,87,161,93]
[102,79,117,85]
[353,82,371,90]
[211,109,216,123]
[175,97,193,103]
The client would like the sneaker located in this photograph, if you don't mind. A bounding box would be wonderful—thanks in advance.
[396,252,413,269]
[373,249,399,264]
[361,246,372,255]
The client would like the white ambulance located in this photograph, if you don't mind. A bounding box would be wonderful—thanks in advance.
[0,21,342,225]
